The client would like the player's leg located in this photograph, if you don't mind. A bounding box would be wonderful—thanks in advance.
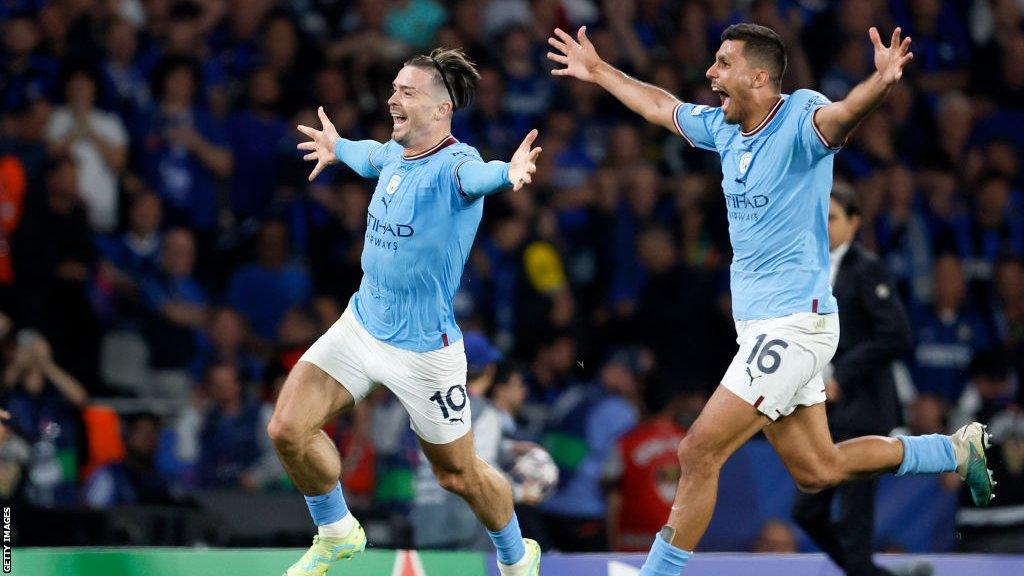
[419,432,542,575]
[269,309,378,575]
[765,403,994,506]
[389,342,539,576]
[268,361,354,495]
[638,385,769,576]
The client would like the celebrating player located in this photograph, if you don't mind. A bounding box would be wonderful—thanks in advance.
[274,48,542,576]
[548,23,994,576]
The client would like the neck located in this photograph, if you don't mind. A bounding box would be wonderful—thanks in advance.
[403,128,453,158]
[741,92,783,133]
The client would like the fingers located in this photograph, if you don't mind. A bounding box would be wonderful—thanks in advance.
[317,106,335,131]
[547,36,568,54]
[578,25,591,46]
[297,124,319,138]
[308,161,326,182]
[528,146,542,163]
[297,141,317,151]
[554,28,577,47]
[900,35,912,54]
[868,27,881,49]
[303,151,318,161]
[551,68,570,76]
[890,27,901,50]
[547,52,569,65]
[519,128,539,150]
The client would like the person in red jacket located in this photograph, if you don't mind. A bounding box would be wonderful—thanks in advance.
[604,381,688,552]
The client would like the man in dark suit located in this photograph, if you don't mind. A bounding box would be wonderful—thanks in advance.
[792,182,922,576]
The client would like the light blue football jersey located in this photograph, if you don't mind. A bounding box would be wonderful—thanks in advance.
[351,136,485,351]
[674,89,840,321]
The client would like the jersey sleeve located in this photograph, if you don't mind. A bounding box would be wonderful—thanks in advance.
[441,146,490,209]
[793,89,843,159]
[673,102,726,152]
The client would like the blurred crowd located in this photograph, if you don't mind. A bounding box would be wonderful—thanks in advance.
[1,0,1023,553]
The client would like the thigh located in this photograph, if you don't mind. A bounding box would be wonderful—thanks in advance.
[384,340,471,445]
[763,403,838,479]
[419,429,478,474]
[272,360,357,433]
[683,384,771,462]
[299,307,378,403]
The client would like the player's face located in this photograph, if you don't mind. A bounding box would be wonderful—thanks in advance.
[706,40,755,125]
[827,198,859,251]
[387,65,449,146]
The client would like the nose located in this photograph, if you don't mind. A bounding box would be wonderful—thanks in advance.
[706,64,716,80]
[387,91,399,107]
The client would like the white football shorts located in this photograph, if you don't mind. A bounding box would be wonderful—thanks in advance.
[721,312,839,420]
[300,306,471,445]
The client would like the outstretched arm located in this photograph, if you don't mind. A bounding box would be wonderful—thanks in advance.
[814,27,913,147]
[297,106,384,180]
[458,129,542,198]
[547,27,680,133]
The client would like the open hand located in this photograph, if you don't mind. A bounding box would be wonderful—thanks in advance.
[508,129,542,192]
[547,26,604,82]
[297,106,341,181]
[869,27,913,85]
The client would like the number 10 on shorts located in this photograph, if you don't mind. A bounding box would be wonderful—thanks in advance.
[429,385,468,422]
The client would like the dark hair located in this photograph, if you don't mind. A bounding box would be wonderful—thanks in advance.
[487,361,525,399]
[830,181,861,218]
[405,47,480,111]
[150,55,202,103]
[721,23,787,87]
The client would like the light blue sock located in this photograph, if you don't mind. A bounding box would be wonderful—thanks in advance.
[639,528,692,576]
[896,434,957,476]
[488,513,526,565]
[303,481,349,525]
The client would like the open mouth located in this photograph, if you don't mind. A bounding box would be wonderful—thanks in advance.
[391,112,408,127]
[712,86,731,112]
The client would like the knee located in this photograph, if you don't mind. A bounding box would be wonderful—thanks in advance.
[266,414,304,451]
[434,462,480,497]
[676,435,726,478]
[792,466,842,494]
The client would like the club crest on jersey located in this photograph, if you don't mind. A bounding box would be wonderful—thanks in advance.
[738,151,753,174]
[690,105,709,115]
[386,174,402,195]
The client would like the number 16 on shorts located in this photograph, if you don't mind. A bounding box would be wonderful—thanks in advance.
[744,334,789,385]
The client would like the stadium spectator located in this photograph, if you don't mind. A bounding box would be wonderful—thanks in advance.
[911,255,991,404]
[226,67,289,220]
[132,55,232,233]
[604,381,686,552]
[46,65,128,233]
[197,362,261,488]
[0,11,57,110]
[11,153,99,386]
[95,192,163,321]
[189,307,263,386]
[139,228,207,395]
[754,520,798,554]
[226,220,312,341]
[3,332,87,507]
[83,413,176,508]
[539,352,640,551]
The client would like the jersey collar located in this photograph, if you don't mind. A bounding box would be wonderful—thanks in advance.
[403,134,458,160]
[740,96,785,138]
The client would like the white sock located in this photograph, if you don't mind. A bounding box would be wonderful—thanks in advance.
[318,512,357,538]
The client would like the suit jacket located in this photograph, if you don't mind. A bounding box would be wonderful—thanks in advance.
[829,243,913,438]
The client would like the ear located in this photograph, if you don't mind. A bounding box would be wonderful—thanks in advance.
[751,68,771,89]
[435,100,453,120]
